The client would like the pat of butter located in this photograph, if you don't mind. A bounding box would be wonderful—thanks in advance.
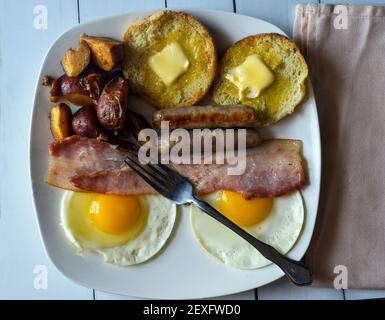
[225,54,274,99]
[148,42,190,86]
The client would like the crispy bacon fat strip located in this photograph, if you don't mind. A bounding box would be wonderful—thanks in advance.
[45,136,305,198]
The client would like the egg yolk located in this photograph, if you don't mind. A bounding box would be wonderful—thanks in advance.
[89,195,141,234]
[216,190,273,227]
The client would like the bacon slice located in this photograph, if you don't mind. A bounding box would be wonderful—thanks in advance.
[46,136,305,198]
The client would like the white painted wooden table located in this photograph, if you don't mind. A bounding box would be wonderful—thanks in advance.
[1,0,385,300]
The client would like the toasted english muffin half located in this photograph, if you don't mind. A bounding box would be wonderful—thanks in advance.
[122,10,217,109]
[212,33,308,126]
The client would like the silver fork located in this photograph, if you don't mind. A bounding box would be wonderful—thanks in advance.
[124,151,312,286]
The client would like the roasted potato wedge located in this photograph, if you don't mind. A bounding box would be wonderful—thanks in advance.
[80,33,123,71]
[96,77,129,130]
[61,41,91,77]
[50,103,72,141]
[50,72,119,105]
[72,105,101,138]
[50,75,94,105]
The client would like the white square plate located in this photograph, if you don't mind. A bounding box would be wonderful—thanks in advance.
[29,9,321,299]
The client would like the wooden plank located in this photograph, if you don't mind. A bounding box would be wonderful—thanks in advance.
[322,0,385,4]
[79,0,164,22]
[167,0,234,11]
[94,291,143,300]
[345,289,385,300]
[236,0,319,36]
[258,278,344,300]
[95,290,255,300]
[0,0,92,299]
[207,291,255,300]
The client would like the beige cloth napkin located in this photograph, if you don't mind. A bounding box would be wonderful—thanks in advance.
[293,4,385,289]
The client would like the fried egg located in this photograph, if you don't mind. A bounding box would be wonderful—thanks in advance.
[61,191,176,266]
[190,190,304,269]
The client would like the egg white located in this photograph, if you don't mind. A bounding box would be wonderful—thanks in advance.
[190,191,304,269]
[61,192,177,266]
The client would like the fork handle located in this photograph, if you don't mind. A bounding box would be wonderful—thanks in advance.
[191,196,312,286]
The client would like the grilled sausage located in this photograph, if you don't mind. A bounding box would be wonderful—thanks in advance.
[153,105,258,129]
[157,128,261,154]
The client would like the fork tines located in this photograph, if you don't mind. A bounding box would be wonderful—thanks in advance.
[124,151,169,194]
